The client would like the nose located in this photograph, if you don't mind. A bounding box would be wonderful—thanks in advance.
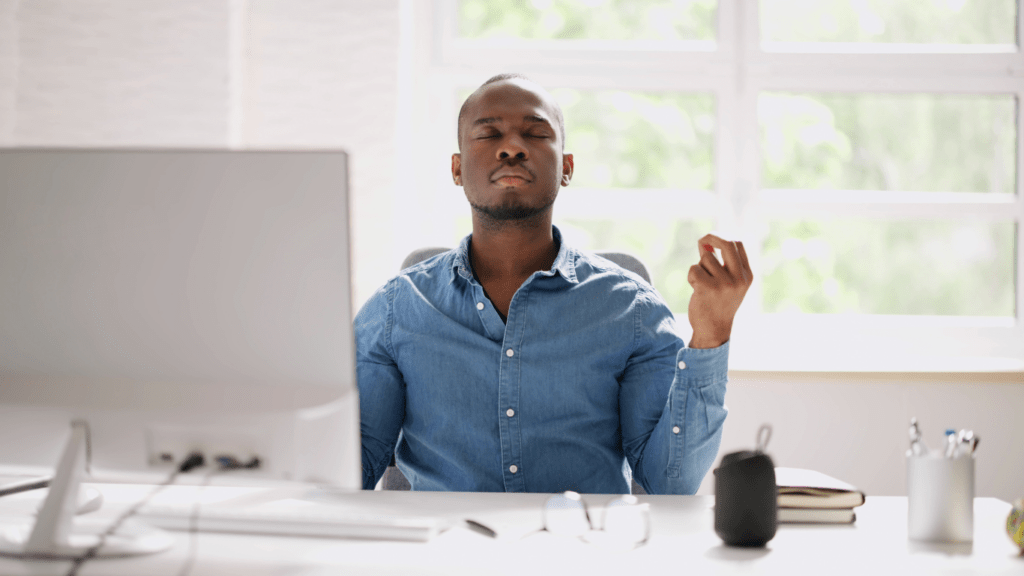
[497,134,528,161]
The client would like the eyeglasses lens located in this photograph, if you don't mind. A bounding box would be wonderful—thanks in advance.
[544,492,591,537]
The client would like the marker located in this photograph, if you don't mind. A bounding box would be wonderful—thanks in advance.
[908,417,927,456]
[944,429,957,458]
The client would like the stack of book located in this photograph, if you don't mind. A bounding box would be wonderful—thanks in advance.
[775,467,866,524]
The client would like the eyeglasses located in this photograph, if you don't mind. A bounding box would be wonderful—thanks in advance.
[542,491,650,549]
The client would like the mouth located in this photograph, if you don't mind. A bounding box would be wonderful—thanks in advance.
[491,169,533,186]
[494,175,530,186]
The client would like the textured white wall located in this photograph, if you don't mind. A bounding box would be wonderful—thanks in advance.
[0,0,399,305]
[240,0,398,303]
[6,0,231,146]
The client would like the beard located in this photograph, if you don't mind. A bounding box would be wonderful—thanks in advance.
[469,194,555,223]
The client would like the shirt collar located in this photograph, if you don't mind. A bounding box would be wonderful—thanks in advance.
[451,225,579,285]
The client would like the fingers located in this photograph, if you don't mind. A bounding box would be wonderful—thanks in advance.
[736,240,753,283]
[697,234,737,278]
[688,263,711,287]
[698,242,723,277]
[696,233,754,286]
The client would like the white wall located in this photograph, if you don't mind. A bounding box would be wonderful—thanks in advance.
[698,371,1024,503]
[0,0,400,307]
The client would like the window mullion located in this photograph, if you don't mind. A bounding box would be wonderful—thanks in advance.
[1016,89,1024,334]
[729,0,770,313]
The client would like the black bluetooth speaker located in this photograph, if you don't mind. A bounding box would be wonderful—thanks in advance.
[714,449,778,547]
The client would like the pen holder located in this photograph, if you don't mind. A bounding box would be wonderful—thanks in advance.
[907,454,974,543]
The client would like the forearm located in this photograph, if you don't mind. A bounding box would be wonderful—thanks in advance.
[634,343,729,495]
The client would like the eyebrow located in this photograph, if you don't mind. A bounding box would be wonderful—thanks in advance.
[472,115,553,129]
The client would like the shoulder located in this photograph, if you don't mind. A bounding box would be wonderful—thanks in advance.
[355,249,457,332]
[362,248,459,310]
[394,248,458,289]
[571,249,677,336]
[572,249,657,299]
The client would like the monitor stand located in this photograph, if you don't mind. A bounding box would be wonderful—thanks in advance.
[0,421,174,559]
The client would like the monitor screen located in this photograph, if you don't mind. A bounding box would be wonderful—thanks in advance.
[0,149,359,488]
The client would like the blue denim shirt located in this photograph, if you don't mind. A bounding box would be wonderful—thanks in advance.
[356,227,728,494]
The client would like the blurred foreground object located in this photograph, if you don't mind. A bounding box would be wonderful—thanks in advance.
[1008,499,1024,553]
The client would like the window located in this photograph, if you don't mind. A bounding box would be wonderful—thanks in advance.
[399,0,1024,371]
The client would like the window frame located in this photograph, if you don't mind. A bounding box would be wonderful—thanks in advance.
[398,0,1024,372]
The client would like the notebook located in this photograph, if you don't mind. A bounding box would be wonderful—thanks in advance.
[778,507,856,524]
[775,467,866,509]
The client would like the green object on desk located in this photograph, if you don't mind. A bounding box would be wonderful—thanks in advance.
[1008,498,1024,552]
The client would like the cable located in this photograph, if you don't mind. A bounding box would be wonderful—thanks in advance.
[174,456,258,576]
[174,468,218,576]
[64,452,205,576]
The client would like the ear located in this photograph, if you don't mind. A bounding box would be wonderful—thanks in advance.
[560,152,574,187]
[452,153,462,186]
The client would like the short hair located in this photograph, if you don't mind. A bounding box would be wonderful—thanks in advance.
[457,73,566,151]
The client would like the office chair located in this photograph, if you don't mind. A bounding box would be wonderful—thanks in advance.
[381,247,653,494]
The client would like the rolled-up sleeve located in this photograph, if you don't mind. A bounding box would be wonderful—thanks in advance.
[354,281,406,490]
[619,290,729,495]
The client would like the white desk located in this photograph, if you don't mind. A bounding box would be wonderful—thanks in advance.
[0,482,1020,575]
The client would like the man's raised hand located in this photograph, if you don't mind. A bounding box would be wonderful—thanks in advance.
[686,234,753,349]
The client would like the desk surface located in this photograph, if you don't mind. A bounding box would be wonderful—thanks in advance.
[0,483,1020,576]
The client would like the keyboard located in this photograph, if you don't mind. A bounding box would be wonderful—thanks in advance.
[135,498,450,542]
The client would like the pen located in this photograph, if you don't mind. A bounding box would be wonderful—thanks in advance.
[943,429,957,458]
[908,418,927,456]
[0,476,51,498]
[954,430,974,458]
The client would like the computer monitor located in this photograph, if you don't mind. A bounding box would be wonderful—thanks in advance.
[0,149,359,489]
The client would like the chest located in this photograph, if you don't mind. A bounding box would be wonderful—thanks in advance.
[391,284,637,390]
[479,275,529,319]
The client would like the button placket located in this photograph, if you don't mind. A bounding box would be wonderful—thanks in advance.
[497,284,529,492]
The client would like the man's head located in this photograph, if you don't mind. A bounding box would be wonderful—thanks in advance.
[452,74,573,227]
[456,73,566,151]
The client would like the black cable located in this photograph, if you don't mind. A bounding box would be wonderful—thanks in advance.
[64,452,205,576]
[174,467,219,576]
[175,456,258,576]
[0,421,95,501]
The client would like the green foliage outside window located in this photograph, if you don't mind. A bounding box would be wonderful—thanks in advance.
[762,220,1016,316]
[554,89,715,189]
[458,0,717,41]
[761,0,1016,45]
[761,94,1015,193]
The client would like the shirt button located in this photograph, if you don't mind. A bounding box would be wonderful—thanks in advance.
[673,426,681,434]
[678,361,687,370]
[476,302,484,310]
[509,465,518,474]
[506,348,514,357]
[506,408,515,417]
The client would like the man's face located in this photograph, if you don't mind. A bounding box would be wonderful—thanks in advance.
[452,80,573,223]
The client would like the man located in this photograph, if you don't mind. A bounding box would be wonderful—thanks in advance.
[356,73,752,494]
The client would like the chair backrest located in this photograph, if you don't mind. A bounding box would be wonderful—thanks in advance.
[379,247,652,494]
[593,252,651,285]
[400,247,449,271]
[400,247,652,285]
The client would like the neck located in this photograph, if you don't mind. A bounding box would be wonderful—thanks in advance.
[469,214,558,280]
